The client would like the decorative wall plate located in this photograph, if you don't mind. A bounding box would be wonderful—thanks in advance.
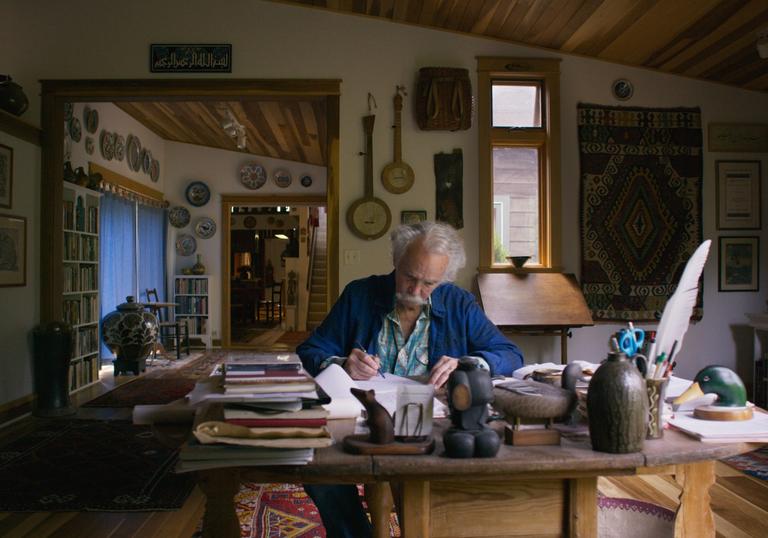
[612,78,633,101]
[243,215,257,228]
[99,130,115,160]
[175,234,197,256]
[84,106,99,134]
[168,206,191,228]
[64,102,73,122]
[68,117,82,142]
[85,136,94,155]
[273,168,292,188]
[239,162,267,189]
[194,217,217,239]
[142,149,152,174]
[126,135,141,171]
[185,181,210,206]
[114,134,125,161]
[300,174,312,187]
[149,159,160,182]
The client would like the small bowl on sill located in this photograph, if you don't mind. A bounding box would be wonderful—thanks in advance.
[507,256,531,269]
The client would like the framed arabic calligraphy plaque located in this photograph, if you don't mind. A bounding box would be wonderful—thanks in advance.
[150,44,232,73]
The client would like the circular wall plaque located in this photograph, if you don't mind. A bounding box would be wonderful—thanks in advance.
[612,79,634,101]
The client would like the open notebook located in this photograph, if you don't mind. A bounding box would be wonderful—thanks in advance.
[314,364,448,420]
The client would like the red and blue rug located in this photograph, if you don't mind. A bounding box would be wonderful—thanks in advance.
[723,446,768,481]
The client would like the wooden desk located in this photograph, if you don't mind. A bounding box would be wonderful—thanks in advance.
[196,420,759,538]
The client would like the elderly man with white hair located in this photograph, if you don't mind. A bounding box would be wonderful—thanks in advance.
[297,221,523,538]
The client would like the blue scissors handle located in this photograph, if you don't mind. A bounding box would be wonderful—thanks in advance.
[618,328,644,357]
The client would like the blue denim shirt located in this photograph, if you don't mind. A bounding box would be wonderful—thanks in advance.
[297,272,524,377]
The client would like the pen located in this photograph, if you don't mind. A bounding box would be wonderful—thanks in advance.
[355,341,385,378]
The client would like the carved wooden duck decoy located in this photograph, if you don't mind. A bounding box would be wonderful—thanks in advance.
[492,362,582,422]
[673,365,747,408]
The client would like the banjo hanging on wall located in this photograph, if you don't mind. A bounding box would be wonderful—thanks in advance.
[347,108,392,240]
[381,85,414,194]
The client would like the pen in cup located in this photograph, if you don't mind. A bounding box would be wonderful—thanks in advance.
[354,341,385,378]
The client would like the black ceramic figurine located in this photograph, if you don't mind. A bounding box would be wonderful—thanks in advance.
[443,357,500,458]
[587,351,647,453]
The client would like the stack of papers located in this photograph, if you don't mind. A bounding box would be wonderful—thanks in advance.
[668,409,768,443]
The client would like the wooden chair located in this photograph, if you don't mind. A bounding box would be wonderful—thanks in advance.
[257,281,283,322]
[145,288,190,361]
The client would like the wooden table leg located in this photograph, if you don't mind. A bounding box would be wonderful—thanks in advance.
[401,480,430,538]
[197,469,241,538]
[568,476,597,538]
[365,482,394,538]
[674,461,716,538]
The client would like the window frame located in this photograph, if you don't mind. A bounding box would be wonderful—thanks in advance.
[477,57,562,272]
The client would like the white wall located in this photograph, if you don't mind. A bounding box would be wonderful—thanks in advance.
[0,131,40,405]
[1,0,767,406]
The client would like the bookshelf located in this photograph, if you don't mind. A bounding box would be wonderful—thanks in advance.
[174,275,210,348]
[62,182,102,392]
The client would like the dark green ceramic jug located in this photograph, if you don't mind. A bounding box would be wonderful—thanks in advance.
[587,351,647,453]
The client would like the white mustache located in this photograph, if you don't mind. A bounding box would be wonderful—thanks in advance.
[396,292,427,306]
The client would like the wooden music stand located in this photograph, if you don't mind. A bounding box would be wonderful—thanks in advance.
[476,273,594,364]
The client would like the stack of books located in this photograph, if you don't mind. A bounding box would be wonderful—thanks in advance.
[178,353,333,472]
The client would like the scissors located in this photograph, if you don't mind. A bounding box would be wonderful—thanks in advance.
[617,327,645,357]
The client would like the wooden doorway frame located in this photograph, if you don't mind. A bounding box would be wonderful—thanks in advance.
[39,79,340,329]
[221,194,326,348]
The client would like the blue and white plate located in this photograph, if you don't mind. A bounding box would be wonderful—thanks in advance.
[185,181,211,206]
[194,217,217,239]
[168,206,191,228]
[240,162,267,189]
[175,234,197,256]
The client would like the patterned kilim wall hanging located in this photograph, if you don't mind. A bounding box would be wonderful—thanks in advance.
[578,104,703,321]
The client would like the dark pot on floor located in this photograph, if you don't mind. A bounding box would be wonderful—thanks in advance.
[32,321,76,417]
[102,296,158,376]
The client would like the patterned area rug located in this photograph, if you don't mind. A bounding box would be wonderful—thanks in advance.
[578,104,703,321]
[234,483,400,538]
[83,351,226,407]
[0,419,195,511]
[722,446,768,481]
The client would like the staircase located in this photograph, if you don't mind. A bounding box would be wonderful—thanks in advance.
[306,211,328,330]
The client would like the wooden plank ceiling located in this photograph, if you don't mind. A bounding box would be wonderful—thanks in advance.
[116,99,327,166]
[270,0,768,93]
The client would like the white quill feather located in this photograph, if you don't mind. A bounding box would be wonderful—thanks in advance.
[653,239,711,362]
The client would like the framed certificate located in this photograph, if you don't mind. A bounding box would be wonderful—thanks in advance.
[716,160,761,230]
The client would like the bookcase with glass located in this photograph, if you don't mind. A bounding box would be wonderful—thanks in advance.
[62,182,101,392]
[174,275,210,348]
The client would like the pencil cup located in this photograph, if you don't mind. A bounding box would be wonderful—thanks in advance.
[646,378,669,439]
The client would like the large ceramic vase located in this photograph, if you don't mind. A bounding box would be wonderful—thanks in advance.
[587,351,647,453]
[102,296,158,376]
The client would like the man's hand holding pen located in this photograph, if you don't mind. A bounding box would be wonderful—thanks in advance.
[344,346,384,380]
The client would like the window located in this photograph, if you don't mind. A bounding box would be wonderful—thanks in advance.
[477,58,561,270]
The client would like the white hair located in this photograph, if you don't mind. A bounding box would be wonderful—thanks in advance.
[391,221,466,282]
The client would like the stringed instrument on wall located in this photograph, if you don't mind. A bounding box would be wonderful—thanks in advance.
[381,85,414,194]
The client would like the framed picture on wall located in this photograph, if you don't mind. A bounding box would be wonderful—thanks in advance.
[0,214,26,287]
[0,144,12,209]
[718,236,759,292]
[401,210,427,225]
[716,160,761,230]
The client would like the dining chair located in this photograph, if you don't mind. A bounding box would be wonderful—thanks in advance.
[257,281,283,322]
[145,288,190,361]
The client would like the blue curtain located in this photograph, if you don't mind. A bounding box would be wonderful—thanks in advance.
[137,204,167,302]
[99,193,137,357]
